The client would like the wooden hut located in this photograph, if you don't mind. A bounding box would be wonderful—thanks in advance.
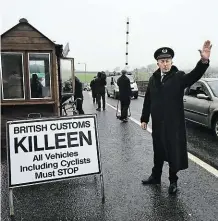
[1,18,72,146]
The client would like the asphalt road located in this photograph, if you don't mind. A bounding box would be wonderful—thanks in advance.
[105,95,218,170]
[1,92,218,221]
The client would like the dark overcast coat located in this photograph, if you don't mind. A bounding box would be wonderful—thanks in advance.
[141,60,209,171]
[117,74,132,101]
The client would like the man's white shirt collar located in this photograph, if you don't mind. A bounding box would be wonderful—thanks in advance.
[161,72,167,81]
[161,72,166,77]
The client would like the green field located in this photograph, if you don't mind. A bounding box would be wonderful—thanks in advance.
[75,71,150,83]
[134,72,150,81]
[75,72,97,83]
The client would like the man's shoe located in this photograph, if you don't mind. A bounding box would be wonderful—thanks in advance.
[142,175,161,185]
[103,108,106,111]
[122,118,128,122]
[96,108,101,111]
[168,182,177,194]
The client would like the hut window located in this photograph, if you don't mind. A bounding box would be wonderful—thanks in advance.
[1,52,25,100]
[28,53,51,99]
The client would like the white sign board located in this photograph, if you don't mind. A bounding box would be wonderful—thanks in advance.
[7,115,101,188]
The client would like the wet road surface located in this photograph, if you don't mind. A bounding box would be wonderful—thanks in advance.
[105,95,218,169]
[1,92,218,221]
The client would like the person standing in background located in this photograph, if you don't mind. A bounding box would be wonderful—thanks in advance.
[95,72,106,111]
[74,76,84,114]
[90,76,97,103]
[117,70,132,122]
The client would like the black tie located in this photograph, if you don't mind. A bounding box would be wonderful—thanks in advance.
[161,74,167,82]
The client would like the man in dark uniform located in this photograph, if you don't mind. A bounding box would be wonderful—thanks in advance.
[117,70,132,122]
[90,76,97,103]
[140,40,212,194]
[95,72,106,111]
[74,76,84,114]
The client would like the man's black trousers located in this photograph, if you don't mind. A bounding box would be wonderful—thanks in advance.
[92,91,97,102]
[97,93,105,109]
[152,152,178,183]
[120,99,130,120]
[76,98,84,114]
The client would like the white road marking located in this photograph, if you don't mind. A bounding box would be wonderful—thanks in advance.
[106,103,153,133]
[187,153,218,177]
[88,92,218,177]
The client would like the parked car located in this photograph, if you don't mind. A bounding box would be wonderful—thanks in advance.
[83,84,91,91]
[184,78,218,137]
[106,72,138,99]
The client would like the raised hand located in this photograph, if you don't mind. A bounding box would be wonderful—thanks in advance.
[198,40,212,61]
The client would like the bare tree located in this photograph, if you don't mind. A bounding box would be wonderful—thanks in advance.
[114,67,120,72]
[133,68,139,81]
[203,67,218,78]
[183,66,218,78]
[147,63,158,78]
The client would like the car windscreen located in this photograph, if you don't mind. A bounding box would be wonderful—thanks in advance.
[208,80,218,97]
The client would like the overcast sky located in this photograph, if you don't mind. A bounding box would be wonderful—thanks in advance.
[1,0,218,71]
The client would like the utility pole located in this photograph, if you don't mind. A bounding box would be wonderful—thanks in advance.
[125,17,130,69]
[78,62,87,84]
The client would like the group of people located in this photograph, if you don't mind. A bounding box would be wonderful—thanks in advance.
[73,71,107,114]
[90,71,107,111]
[90,70,133,122]
[74,40,212,195]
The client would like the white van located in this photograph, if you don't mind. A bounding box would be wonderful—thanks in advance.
[106,72,138,99]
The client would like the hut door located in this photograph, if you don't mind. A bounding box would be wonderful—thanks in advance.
[60,58,75,96]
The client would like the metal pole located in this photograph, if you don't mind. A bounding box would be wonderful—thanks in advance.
[9,189,14,216]
[94,115,105,203]
[57,51,62,116]
[125,17,129,68]
[85,63,87,84]
[78,62,87,85]
[116,100,120,118]
[72,59,75,96]
[100,173,105,203]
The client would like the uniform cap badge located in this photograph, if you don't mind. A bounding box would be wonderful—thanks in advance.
[162,49,168,53]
